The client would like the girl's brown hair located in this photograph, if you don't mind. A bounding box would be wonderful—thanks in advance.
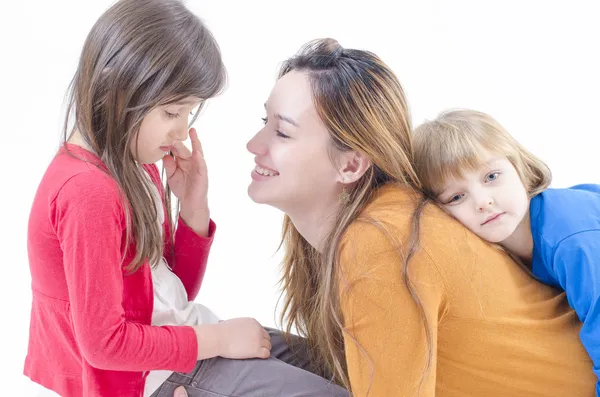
[62,0,226,272]
[276,38,427,391]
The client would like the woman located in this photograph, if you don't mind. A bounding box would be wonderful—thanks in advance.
[246,38,597,396]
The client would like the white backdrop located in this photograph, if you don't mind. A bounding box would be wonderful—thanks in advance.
[1,0,598,393]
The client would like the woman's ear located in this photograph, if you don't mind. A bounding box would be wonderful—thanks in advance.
[338,151,371,183]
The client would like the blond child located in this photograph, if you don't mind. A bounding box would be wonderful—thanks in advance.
[413,109,600,395]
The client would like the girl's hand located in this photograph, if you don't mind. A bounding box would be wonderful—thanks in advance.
[214,318,272,360]
[163,128,210,236]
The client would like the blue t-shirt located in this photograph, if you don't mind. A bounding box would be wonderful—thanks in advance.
[530,183,600,394]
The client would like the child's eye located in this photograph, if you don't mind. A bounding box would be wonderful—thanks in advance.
[485,172,500,182]
[446,194,465,204]
[165,111,179,119]
[261,117,268,125]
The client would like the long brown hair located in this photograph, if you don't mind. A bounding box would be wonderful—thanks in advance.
[62,0,226,272]
[413,108,552,199]
[276,38,425,391]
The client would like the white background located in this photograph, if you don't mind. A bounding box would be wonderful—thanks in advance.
[1,0,598,393]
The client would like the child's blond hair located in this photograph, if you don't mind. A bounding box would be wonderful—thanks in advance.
[412,109,552,199]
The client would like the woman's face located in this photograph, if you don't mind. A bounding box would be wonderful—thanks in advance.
[246,70,344,215]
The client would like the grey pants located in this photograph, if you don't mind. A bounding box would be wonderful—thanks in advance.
[150,328,349,397]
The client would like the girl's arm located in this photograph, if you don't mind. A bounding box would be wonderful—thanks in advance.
[146,164,215,301]
[163,216,215,301]
[338,222,446,396]
[551,231,600,396]
[55,174,199,372]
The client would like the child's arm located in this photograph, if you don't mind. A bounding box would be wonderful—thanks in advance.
[55,174,198,372]
[163,215,215,301]
[145,163,215,302]
[552,231,600,395]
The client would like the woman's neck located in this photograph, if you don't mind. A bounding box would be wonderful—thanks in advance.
[287,199,341,253]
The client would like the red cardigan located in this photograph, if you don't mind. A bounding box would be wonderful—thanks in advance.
[24,144,215,396]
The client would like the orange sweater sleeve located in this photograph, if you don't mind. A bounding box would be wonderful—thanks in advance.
[339,220,447,397]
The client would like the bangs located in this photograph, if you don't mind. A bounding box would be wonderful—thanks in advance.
[424,140,489,196]
[414,117,511,196]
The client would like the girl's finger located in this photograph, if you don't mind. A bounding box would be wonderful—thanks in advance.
[172,140,192,159]
[162,153,177,178]
[262,338,272,351]
[262,329,270,340]
[189,128,205,159]
[259,347,270,359]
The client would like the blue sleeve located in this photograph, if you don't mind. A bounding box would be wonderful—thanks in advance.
[552,230,600,394]
[570,184,600,195]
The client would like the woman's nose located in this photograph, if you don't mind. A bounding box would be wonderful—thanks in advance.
[246,129,267,156]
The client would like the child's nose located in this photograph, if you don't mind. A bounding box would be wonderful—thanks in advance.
[173,125,189,142]
[477,198,494,212]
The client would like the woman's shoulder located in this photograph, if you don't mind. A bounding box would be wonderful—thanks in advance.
[354,184,469,239]
[344,184,513,278]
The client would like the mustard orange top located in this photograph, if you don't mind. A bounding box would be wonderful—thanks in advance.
[339,184,595,396]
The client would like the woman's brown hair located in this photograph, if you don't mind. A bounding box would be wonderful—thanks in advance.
[276,38,429,392]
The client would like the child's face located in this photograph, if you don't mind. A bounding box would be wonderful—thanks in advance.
[132,96,202,164]
[436,151,530,244]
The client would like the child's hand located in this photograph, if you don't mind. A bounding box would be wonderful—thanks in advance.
[215,318,272,359]
[163,128,210,236]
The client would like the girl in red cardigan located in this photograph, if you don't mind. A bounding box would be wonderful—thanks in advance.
[25,1,347,396]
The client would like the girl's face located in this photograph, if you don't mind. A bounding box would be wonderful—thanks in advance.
[436,151,530,244]
[132,96,201,164]
[246,71,344,215]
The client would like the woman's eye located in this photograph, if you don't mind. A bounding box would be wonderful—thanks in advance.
[276,130,290,139]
